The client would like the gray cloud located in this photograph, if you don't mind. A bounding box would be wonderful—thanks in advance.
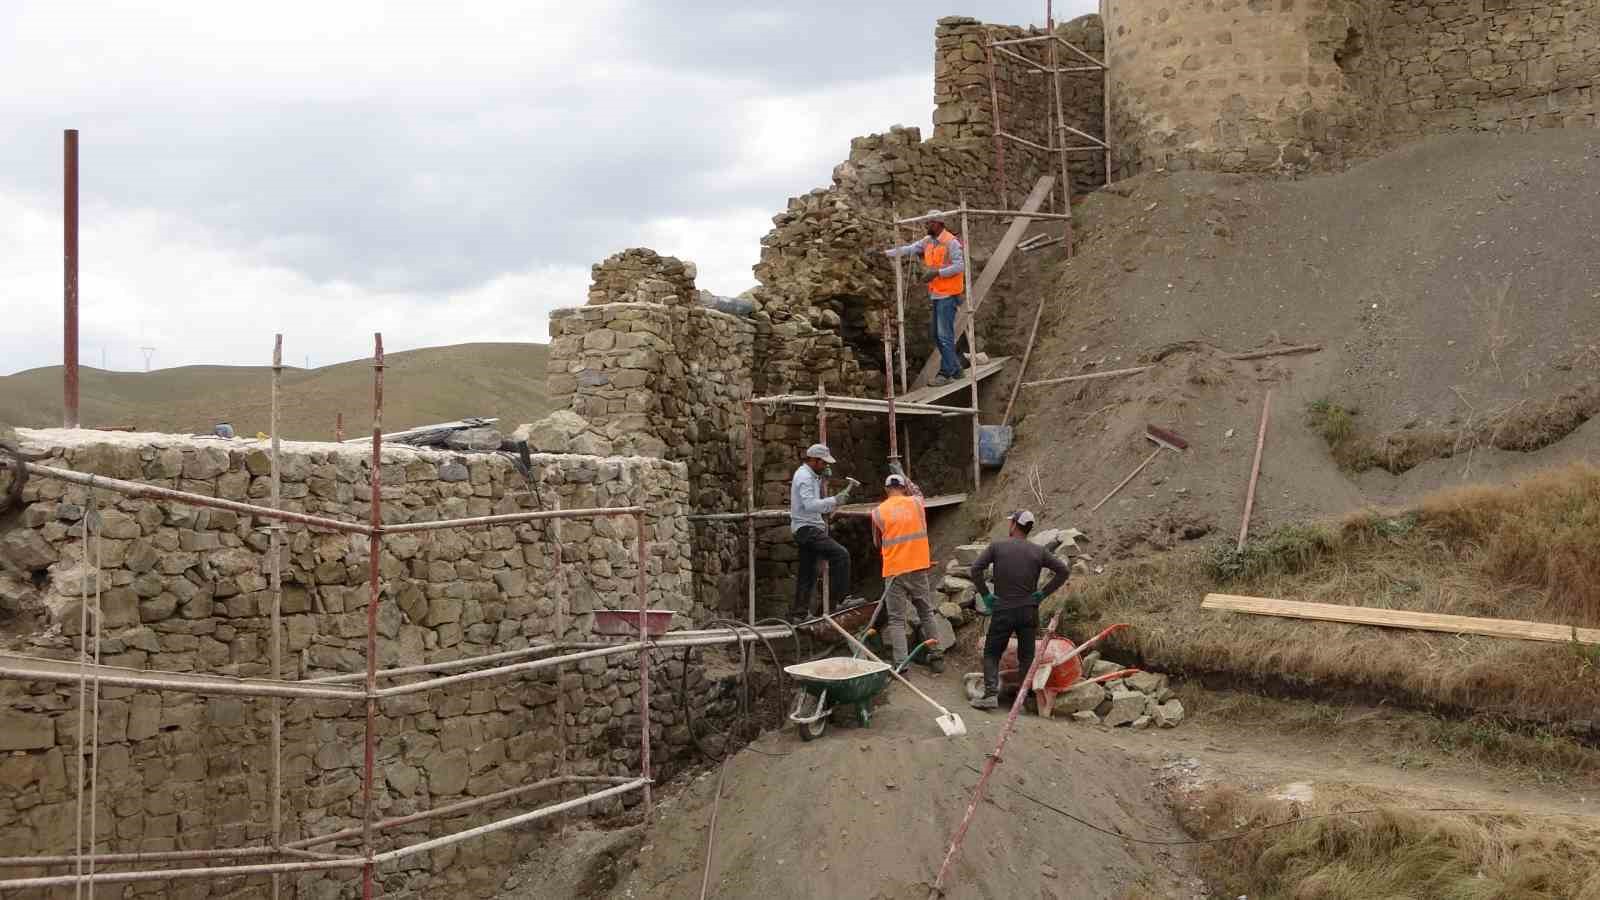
[0,0,1096,374]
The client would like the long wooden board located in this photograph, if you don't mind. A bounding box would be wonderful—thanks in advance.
[1202,593,1600,647]
[910,176,1054,390]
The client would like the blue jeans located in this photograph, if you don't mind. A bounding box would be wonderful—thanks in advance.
[931,294,962,378]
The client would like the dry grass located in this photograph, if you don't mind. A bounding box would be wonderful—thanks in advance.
[1309,385,1600,474]
[1044,464,1600,728]
[1180,687,1600,785]
[1176,787,1600,900]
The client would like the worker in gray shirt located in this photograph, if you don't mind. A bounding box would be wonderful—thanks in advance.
[967,510,1071,709]
[789,443,859,622]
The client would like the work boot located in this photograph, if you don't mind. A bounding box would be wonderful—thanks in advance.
[929,374,952,387]
[969,691,999,710]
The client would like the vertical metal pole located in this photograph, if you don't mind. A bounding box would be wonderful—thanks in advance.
[269,336,284,900]
[361,334,384,900]
[902,425,913,482]
[1102,0,1113,184]
[962,199,980,493]
[634,512,653,817]
[85,497,102,899]
[63,129,79,429]
[1049,0,1078,250]
[984,33,1009,208]
[73,508,89,899]
[552,490,565,784]
[744,401,756,625]
[883,304,899,465]
[892,212,909,394]
[816,381,829,616]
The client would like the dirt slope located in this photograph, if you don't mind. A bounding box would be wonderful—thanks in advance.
[0,342,552,440]
[969,130,1600,560]
[509,672,1198,900]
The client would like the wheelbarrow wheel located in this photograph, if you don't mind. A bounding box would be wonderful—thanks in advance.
[791,688,827,741]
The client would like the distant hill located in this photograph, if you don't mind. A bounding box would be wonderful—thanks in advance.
[0,343,553,441]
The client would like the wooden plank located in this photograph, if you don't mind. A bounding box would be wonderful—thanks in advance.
[911,176,1054,390]
[837,493,966,516]
[1202,594,1600,646]
[899,357,1010,405]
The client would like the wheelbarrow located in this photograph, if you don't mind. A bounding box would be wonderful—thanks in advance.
[785,639,932,741]
[962,623,1137,716]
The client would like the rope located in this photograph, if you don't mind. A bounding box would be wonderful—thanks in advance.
[966,764,1589,846]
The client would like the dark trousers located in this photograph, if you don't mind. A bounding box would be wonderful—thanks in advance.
[793,526,850,618]
[981,605,1038,694]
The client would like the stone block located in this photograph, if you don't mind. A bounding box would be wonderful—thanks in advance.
[952,543,988,566]
[0,709,55,750]
[1102,690,1146,728]
[1124,672,1169,696]
[1070,710,1099,725]
[1056,681,1106,715]
[1154,700,1186,728]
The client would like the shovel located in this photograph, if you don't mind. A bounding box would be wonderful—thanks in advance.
[823,613,967,737]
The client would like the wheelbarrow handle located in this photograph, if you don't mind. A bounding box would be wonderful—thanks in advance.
[824,614,955,718]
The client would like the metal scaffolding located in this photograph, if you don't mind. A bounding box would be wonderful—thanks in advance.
[984,0,1113,251]
[0,333,796,897]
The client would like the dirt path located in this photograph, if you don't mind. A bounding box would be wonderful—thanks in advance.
[508,667,1202,899]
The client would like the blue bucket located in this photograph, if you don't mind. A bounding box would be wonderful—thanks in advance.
[977,425,1013,468]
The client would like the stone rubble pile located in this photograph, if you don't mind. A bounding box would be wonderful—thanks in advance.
[1055,653,1186,730]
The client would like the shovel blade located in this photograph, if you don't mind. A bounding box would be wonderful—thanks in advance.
[937,712,967,737]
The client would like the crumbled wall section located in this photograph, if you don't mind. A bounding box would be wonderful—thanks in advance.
[587,248,700,307]
[0,434,745,898]
[1107,0,1598,175]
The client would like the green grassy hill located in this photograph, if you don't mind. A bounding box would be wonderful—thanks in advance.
[0,343,553,441]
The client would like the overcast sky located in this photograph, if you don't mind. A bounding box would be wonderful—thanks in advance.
[0,1,1096,374]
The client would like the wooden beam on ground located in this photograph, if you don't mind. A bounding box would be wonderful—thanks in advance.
[1202,594,1600,647]
[1020,344,1323,391]
[911,176,1054,391]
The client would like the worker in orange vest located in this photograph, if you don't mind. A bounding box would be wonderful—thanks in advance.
[875,212,967,386]
[870,469,953,673]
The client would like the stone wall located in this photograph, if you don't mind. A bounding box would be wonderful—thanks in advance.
[0,432,744,898]
[546,297,758,618]
[1106,0,1598,176]
[1378,0,1597,138]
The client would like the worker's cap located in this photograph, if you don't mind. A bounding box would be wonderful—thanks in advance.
[804,443,836,464]
[925,209,944,223]
[884,474,907,488]
[1007,510,1037,528]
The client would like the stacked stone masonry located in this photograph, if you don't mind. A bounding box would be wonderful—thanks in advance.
[0,433,750,899]
[1107,0,1598,176]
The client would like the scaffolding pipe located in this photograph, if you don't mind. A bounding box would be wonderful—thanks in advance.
[1,846,304,869]
[0,858,368,891]
[744,400,756,625]
[635,512,653,817]
[285,775,636,851]
[371,779,649,864]
[63,129,79,430]
[893,214,909,394]
[992,44,1049,73]
[552,490,568,786]
[71,508,89,899]
[0,655,362,699]
[269,335,284,900]
[22,463,371,534]
[361,333,384,900]
[373,642,645,698]
[381,505,646,533]
[983,40,1008,209]
[963,200,981,494]
[748,395,976,415]
[896,208,1076,225]
[1103,0,1113,182]
[816,380,828,617]
[86,499,103,898]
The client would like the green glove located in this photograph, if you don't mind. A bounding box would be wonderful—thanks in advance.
[976,593,996,614]
[1029,590,1045,603]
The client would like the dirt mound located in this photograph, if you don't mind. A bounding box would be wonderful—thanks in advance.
[507,673,1196,899]
[964,130,1600,566]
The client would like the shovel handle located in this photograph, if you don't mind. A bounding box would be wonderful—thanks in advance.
[824,613,952,717]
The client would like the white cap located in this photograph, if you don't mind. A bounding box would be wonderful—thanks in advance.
[926,209,944,221]
[804,443,836,464]
[884,474,907,488]
[1008,510,1036,529]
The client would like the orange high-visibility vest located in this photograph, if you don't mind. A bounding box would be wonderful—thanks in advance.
[872,494,931,577]
[923,231,964,298]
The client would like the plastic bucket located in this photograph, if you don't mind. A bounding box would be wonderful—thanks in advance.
[977,425,1013,468]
